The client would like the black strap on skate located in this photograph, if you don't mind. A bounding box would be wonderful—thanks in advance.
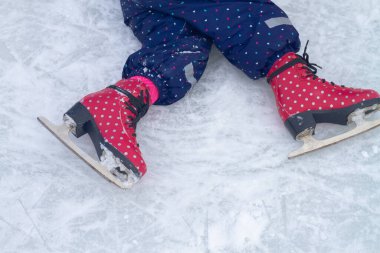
[108,85,150,129]
[267,41,339,86]
[266,57,305,83]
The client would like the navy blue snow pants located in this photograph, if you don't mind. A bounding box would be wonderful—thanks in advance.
[120,0,301,105]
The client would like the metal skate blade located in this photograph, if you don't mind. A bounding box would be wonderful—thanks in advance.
[37,116,130,189]
[288,117,380,159]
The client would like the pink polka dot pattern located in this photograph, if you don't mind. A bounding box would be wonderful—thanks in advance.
[80,79,151,176]
[267,52,380,122]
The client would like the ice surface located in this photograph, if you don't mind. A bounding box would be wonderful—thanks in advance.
[1,0,380,252]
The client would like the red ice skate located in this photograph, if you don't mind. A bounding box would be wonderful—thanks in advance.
[267,42,380,158]
[38,77,153,188]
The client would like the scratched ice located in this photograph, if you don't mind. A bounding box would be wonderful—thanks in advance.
[1,0,380,252]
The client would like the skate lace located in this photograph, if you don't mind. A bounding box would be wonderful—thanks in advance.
[301,41,343,87]
[108,84,150,148]
[123,89,150,131]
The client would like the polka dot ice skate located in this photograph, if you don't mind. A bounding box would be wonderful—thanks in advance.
[266,43,380,158]
[62,77,155,187]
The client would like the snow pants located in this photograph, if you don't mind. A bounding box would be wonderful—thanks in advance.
[120,0,301,105]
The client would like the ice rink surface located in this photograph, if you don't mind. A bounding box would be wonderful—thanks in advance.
[1,0,380,252]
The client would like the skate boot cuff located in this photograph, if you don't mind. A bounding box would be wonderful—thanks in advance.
[262,45,298,77]
[129,76,159,104]
[266,52,304,83]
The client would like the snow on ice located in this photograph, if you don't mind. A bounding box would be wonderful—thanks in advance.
[1,0,380,252]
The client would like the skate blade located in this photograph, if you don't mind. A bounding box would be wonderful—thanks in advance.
[37,116,130,189]
[288,117,380,159]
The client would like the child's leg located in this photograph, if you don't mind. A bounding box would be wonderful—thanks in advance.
[131,0,301,80]
[121,1,213,105]
[57,2,217,186]
[123,1,380,156]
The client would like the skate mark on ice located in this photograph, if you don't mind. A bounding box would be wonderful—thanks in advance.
[203,210,210,253]
[281,196,288,236]
[30,183,54,209]
[122,221,156,244]
[261,200,272,222]
[18,199,52,251]
[117,200,158,243]
[181,215,199,243]
[0,215,35,241]
[111,196,122,253]
[296,171,379,215]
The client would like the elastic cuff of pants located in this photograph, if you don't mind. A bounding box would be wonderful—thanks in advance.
[262,45,298,77]
[129,76,159,104]
[123,68,166,104]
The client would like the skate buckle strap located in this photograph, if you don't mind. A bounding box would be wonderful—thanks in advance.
[107,85,150,129]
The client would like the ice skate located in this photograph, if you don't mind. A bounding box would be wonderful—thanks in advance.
[38,77,152,188]
[266,42,380,158]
